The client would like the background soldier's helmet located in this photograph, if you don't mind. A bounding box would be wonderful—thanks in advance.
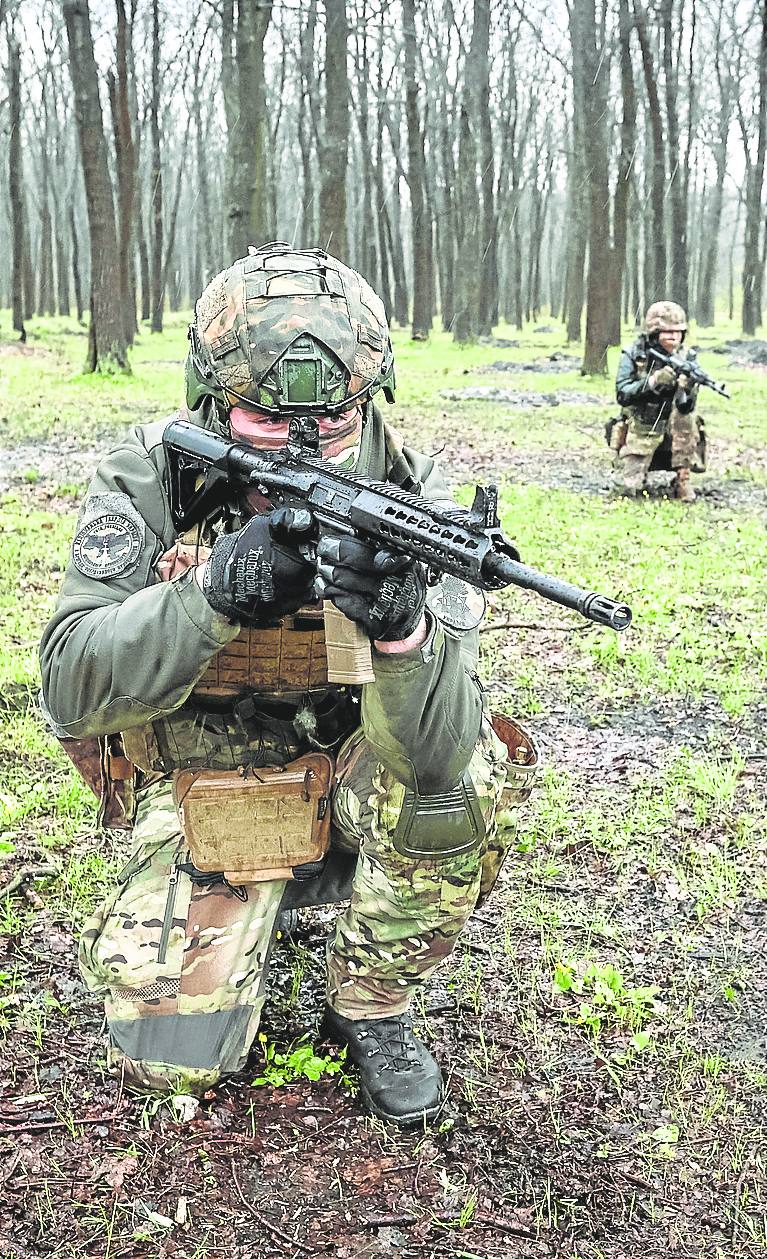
[644,301,687,336]
[185,243,395,414]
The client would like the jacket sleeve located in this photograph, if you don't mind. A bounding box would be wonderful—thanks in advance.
[358,446,485,794]
[615,349,653,406]
[362,619,484,795]
[39,429,240,739]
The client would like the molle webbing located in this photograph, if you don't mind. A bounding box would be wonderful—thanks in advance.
[193,608,329,699]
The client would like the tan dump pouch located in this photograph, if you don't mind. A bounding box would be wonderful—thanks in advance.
[490,713,539,808]
[172,752,333,884]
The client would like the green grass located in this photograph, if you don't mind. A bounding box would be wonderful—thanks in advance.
[0,312,190,444]
[1,311,766,1255]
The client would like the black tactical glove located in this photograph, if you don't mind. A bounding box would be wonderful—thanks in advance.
[317,537,427,642]
[203,506,317,623]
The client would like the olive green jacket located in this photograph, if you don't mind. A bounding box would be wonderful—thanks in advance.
[40,405,485,794]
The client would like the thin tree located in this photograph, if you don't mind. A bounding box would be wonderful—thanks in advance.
[319,0,349,256]
[740,0,767,333]
[63,0,130,373]
[226,0,273,257]
[107,0,137,345]
[453,0,490,343]
[403,0,432,339]
[7,31,26,341]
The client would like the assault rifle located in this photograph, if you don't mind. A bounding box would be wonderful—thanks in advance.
[163,418,632,632]
[647,345,730,398]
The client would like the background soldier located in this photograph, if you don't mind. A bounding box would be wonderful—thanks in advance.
[611,301,705,503]
[39,244,534,1126]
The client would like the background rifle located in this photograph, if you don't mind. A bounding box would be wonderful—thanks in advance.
[647,345,730,398]
[164,418,632,634]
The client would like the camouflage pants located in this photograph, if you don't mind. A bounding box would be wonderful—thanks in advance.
[612,407,705,492]
[79,718,517,1094]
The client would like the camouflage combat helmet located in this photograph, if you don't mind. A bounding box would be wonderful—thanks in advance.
[186,243,395,414]
[644,301,687,336]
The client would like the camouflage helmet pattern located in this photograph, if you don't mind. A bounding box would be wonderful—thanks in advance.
[186,243,395,414]
[644,301,687,335]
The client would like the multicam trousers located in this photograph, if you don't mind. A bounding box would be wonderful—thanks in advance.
[612,405,706,492]
[79,717,531,1095]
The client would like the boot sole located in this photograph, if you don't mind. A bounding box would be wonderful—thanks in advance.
[360,1083,445,1127]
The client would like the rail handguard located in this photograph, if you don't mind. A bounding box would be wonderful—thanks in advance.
[647,345,730,399]
[163,418,632,633]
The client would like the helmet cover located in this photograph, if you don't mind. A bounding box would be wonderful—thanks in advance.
[186,243,395,414]
[644,301,687,335]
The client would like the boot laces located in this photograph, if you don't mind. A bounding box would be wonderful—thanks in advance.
[357,1018,418,1074]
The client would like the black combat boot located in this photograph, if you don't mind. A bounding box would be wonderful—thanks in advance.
[321,1007,444,1126]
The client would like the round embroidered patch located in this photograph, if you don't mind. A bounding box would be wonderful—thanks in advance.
[427,575,486,632]
[72,514,143,580]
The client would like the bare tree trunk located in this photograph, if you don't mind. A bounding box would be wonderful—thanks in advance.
[149,0,164,331]
[56,226,70,316]
[8,34,26,341]
[477,18,496,336]
[297,0,318,246]
[403,0,431,339]
[159,123,191,305]
[22,225,35,320]
[634,1,667,298]
[63,0,129,372]
[136,205,150,321]
[610,0,637,344]
[564,134,588,341]
[39,191,56,316]
[729,194,743,322]
[661,0,688,309]
[571,0,613,373]
[319,0,349,256]
[453,0,489,343]
[70,206,84,322]
[107,0,136,345]
[234,0,273,255]
[742,0,767,333]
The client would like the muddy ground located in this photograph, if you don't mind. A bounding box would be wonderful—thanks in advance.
[1,379,766,1258]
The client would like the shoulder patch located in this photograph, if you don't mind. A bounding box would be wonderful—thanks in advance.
[426,574,486,632]
[72,493,145,581]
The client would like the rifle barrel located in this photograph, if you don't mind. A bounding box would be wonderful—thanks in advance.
[483,553,632,631]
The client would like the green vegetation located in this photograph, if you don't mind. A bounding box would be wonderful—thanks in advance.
[252,1033,349,1088]
[1,311,765,1253]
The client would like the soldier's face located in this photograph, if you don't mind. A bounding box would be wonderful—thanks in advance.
[226,400,363,458]
[658,329,683,352]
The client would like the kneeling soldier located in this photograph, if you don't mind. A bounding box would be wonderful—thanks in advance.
[40,244,536,1126]
[612,301,705,503]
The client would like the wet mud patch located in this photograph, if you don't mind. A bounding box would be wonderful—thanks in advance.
[0,422,163,497]
[0,437,114,497]
[476,354,583,375]
[441,385,606,407]
[707,337,767,367]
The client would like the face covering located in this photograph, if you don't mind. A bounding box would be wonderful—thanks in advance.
[229,405,363,469]
[228,404,364,516]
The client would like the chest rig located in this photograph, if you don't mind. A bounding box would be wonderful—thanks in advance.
[121,522,357,777]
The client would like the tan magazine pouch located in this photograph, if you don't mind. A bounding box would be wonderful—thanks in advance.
[172,752,333,884]
[57,733,136,830]
[491,713,539,807]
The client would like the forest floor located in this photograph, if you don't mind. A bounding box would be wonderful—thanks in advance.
[0,316,766,1259]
